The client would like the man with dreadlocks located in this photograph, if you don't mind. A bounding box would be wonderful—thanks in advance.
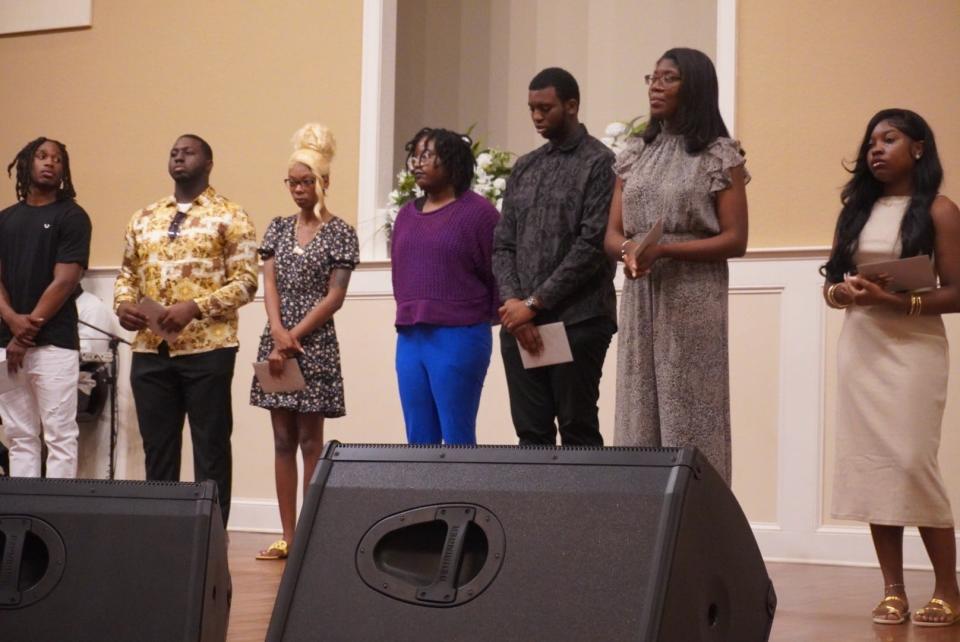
[0,137,92,478]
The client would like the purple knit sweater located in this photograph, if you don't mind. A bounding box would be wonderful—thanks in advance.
[391,190,500,326]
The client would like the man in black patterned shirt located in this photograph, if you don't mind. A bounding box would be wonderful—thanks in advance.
[493,67,617,446]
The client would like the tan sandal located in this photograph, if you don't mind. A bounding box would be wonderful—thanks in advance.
[913,597,960,627]
[255,539,289,560]
[872,595,909,625]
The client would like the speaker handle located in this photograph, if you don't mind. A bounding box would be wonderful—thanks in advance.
[0,518,29,605]
[356,503,506,608]
[0,516,66,608]
[417,506,475,604]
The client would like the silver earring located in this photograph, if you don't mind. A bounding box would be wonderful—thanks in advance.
[915,154,921,160]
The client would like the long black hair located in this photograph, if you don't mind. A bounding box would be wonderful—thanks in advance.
[6,137,77,202]
[820,109,941,283]
[642,48,730,154]
[405,127,475,196]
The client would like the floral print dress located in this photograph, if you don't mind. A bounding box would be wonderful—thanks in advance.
[250,215,359,416]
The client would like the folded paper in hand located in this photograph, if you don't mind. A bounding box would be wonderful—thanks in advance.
[138,296,181,344]
[253,358,306,393]
[856,255,936,292]
[633,217,664,254]
[518,322,574,369]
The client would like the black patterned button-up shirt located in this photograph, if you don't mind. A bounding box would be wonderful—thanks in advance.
[492,124,617,327]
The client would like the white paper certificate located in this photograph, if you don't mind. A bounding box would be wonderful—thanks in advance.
[633,217,664,254]
[856,255,936,292]
[253,358,307,393]
[518,322,574,369]
[138,296,182,344]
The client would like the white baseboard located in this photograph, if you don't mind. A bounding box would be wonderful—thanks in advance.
[227,498,282,534]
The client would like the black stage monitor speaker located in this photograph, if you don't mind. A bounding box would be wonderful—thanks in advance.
[0,478,230,642]
[268,443,776,641]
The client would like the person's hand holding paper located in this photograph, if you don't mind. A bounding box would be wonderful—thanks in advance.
[514,322,544,356]
[159,300,200,333]
[856,255,936,292]
[518,322,573,369]
[138,297,181,344]
[623,218,664,279]
[253,358,306,393]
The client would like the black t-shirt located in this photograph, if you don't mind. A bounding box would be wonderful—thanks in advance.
[0,199,92,350]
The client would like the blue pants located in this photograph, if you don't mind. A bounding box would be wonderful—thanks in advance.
[395,323,492,445]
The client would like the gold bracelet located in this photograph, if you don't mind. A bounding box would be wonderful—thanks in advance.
[826,284,839,307]
[910,294,923,317]
[907,294,921,316]
[827,283,850,309]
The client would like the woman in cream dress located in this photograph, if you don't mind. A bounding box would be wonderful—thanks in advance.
[824,109,960,627]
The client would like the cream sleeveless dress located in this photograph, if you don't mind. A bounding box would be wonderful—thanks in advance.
[831,196,952,527]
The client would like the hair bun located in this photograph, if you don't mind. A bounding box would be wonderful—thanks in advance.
[292,123,336,162]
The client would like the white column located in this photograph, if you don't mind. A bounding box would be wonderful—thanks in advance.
[358,0,398,261]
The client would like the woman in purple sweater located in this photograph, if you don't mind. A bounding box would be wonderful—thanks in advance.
[391,128,500,444]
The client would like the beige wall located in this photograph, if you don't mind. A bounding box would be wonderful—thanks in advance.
[738,0,960,248]
[0,0,363,266]
[3,1,958,256]
[394,0,716,174]
[394,0,960,249]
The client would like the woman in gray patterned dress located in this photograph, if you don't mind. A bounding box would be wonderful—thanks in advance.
[604,48,749,484]
[251,124,359,559]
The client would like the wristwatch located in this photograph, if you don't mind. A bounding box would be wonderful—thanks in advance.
[523,296,540,311]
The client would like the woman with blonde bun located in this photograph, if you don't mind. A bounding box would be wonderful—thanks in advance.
[251,123,359,560]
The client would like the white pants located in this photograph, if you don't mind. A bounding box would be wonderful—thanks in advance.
[0,345,80,478]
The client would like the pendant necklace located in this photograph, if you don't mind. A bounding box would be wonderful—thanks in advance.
[293,214,326,256]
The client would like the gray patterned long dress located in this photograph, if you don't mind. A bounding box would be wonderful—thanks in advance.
[612,133,748,484]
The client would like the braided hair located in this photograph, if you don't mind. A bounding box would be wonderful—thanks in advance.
[6,137,76,202]
[404,127,475,195]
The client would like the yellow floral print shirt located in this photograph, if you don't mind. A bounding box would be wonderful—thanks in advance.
[113,186,258,355]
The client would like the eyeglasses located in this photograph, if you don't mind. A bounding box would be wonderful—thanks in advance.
[644,73,682,86]
[406,149,438,170]
[284,177,317,189]
[168,210,188,240]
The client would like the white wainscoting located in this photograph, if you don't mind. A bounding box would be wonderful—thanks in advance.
[78,249,960,569]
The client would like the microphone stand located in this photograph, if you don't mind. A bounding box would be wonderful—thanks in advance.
[78,320,130,480]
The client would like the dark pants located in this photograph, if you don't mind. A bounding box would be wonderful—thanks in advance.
[131,345,236,525]
[500,317,615,446]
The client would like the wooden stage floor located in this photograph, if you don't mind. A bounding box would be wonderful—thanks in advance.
[227,532,960,641]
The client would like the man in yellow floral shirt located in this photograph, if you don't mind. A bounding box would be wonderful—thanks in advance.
[114,134,257,525]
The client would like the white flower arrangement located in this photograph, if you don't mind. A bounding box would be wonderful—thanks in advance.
[470,147,513,207]
[600,116,647,153]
